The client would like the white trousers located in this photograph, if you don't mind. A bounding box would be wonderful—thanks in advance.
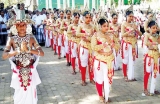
[143,45,148,55]
[45,30,49,47]
[71,42,77,58]
[64,37,69,54]
[61,46,65,57]
[146,57,159,94]
[79,46,89,67]
[113,49,121,70]
[9,56,41,104]
[122,43,136,80]
[94,59,114,102]
[57,34,62,46]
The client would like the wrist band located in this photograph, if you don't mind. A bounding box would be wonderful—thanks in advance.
[38,50,40,56]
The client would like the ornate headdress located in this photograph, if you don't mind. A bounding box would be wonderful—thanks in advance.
[10,19,32,35]
[73,6,79,13]
[110,5,118,17]
[147,5,153,14]
[81,2,90,14]
[125,4,133,13]
[9,8,33,35]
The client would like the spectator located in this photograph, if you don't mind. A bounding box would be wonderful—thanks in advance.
[0,10,8,50]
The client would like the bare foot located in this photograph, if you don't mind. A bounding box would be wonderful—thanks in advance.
[143,90,150,96]
[81,81,87,86]
[99,96,104,103]
[72,71,76,75]
[90,80,95,85]
[66,62,70,66]
[124,77,128,82]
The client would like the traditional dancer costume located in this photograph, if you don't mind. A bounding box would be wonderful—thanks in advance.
[67,12,80,74]
[60,10,72,66]
[91,18,115,103]
[55,11,64,59]
[143,20,160,96]
[2,19,44,104]
[109,10,121,71]
[121,5,142,81]
[76,11,95,86]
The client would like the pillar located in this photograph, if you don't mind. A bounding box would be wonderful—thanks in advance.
[67,0,70,8]
[92,0,96,9]
[84,0,87,7]
[63,0,67,9]
[108,0,111,8]
[57,0,61,9]
[72,0,75,9]
[100,0,105,10]
[48,0,52,8]
[33,0,38,10]
[46,0,49,9]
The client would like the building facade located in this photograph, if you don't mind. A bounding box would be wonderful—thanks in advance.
[37,0,140,10]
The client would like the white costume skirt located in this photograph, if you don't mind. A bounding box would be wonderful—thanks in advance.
[9,56,41,104]
[79,46,89,67]
[71,42,77,58]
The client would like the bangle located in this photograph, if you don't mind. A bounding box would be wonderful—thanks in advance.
[38,50,40,56]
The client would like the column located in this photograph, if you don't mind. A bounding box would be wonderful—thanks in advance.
[87,0,89,9]
[118,0,121,8]
[92,0,96,9]
[49,0,52,8]
[33,0,38,10]
[84,0,89,9]
[67,0,70,8]
[96,0,98,10]
[57,0,61,9]
[84,0,87,7]
[72,0,75,9]
[108,0,111,8]
[100,0,105,10]
[46,0,49,9]
[63,0,67,9]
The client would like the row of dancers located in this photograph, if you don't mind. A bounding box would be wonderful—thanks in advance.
[42,5,160,103]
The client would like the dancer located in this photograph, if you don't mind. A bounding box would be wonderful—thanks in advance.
[76,11,95,86]
[2,20,44,104]
[121,5,142,82]
[60,10,72,66]
[143,20,160,96]
[55,10,64,59]
[67,12,80,74]
[91,18,115,103]
[109,10,121,71]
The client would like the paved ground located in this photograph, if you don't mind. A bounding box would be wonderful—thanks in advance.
[1,40,160,104]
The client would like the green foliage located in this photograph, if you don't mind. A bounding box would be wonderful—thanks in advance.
[3,0,24,7]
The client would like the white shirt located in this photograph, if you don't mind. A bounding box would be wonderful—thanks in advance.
[0,15,7,23]
[35,15,44,28]
[32,14,37,22]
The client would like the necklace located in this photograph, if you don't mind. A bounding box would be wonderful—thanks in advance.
[112,23,118,27]
[73,23,78,26]
[84,23,91,29]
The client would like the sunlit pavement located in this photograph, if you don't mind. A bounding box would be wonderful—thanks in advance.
[1,40,160,104]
